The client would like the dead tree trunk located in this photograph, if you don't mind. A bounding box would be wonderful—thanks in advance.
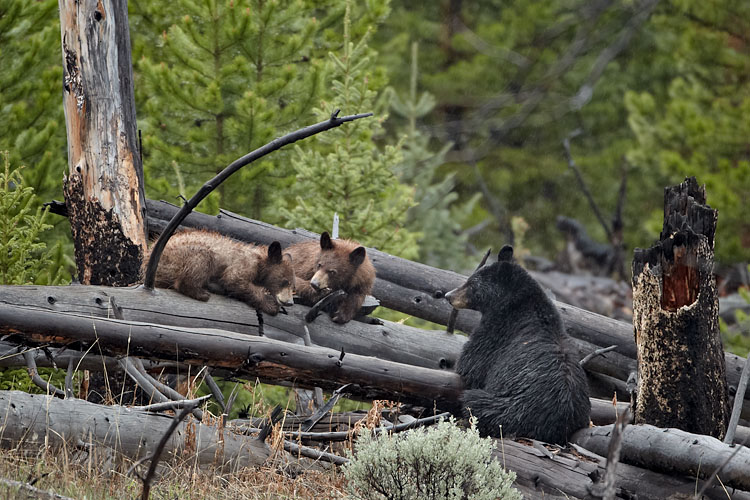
[58,0,146,285]
[632,177,729,438]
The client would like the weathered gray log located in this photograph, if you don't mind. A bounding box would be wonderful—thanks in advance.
[500,438,749,500]
[58,0,147,286]
[0,304,464,411]
[572,423,750,492]
[143,199,750,415]
[632,178,729,438]
[0,390,269,469]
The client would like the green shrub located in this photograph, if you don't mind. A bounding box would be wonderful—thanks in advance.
[343,417,522,500]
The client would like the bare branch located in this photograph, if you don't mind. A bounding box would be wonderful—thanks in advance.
[143,112,373,290]
[725,351,750,445]
[23,351,65,398]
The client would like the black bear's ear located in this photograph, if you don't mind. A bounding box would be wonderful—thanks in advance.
[349,246,366,267]
[320,232,334,250]
[498,245,514,262]
[268,241,283,264]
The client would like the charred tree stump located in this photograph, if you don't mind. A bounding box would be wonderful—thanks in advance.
[58,0,147,286]
[632,177,729,438]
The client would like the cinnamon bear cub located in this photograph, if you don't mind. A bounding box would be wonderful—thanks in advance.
[446,245,590,444]
[286,232,375,323]
[145,229,295,315]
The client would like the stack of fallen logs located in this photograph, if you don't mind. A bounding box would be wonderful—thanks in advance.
[0,199,748,499]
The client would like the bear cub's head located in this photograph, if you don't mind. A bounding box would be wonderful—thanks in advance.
[310,232,368,293]
[258,241,296,306]
[445,245,522,313]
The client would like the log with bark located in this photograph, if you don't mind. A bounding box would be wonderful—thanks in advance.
[0,390,269,469]
[632,178,730,438]
[0,284,635,404]
[58,0,147,286]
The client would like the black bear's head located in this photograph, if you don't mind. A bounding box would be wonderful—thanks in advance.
[257,241,296,306]
[445,245,520,312]
[310,232,368,293]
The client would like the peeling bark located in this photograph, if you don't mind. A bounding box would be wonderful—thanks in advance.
[632,177,729,438]
[58,0,146,286]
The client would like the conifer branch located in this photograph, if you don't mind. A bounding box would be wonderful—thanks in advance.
[143,112,373,290]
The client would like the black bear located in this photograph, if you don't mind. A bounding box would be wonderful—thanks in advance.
[144,229,295,315]
[446,245,590,444]
[286,232,375,323]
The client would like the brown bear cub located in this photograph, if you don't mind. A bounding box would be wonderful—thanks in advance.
[144,229,295,315]
[446,245,590,444]
[286,232,375,323]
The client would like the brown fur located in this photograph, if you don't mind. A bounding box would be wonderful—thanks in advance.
[286,232,375,323]
[143,229,295,315]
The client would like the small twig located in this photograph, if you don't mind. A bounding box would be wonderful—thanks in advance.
[256,309,264,336]
[447,248,491,334]
[225,382,242,416]
[23,352,65,398]
[143,112,373,290]
[579,345,618,368]
[602,407,629,500]
[204,370,226,414]
[118,358,170,405]
[300,383,351,432]
[282,440,349,465]
[140,404,196,500]
[64,357,75,399]
[305,290,346,323]
[562,135,613,242]
[130,358,203,420]
[108,296,125,320]
[0,477,75,500]
[724,351,750,445]
[284,411,451,442]
[257,405,284,442]
[301,326,325,409]
[131,394,212,413]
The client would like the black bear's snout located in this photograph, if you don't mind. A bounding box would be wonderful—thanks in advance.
[445,286,469,309]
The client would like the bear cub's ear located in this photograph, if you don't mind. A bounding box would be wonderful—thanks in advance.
[268,241,283,264]
[320,232,334,250]
[349,246,366,267]
[498,245,514,262]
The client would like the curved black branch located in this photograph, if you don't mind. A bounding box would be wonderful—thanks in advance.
[143,112,374,290]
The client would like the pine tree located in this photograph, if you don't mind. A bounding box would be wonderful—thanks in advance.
[0,151,67,285]
[390,42,478,270]
[281,1,418,259]
[0,0,67,211]
[135,0,324,219]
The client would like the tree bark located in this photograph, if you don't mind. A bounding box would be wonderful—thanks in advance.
[632,177,730,438]
[0,390,269,469]
[58,0,146,286]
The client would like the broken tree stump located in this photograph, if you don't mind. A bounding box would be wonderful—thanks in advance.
[58,0,147,286]
[632,177,729,438]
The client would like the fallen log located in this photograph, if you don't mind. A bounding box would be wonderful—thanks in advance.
[497,438,749,500]
[0,390,269,469]
[572,423,750,492]
[143,200,749,402]
[0,304,464,411]
[0,284,627,402]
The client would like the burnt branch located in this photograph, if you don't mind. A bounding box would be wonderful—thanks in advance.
[143,112,373,290]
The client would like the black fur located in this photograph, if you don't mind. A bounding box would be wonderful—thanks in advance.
[449,248,590,444]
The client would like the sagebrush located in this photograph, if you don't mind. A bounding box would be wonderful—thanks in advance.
[344,417,522,500]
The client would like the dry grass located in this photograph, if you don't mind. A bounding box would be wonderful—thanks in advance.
[0,444,350,500]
